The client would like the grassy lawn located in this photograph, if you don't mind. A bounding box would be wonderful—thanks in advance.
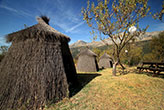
[46,67,164,110]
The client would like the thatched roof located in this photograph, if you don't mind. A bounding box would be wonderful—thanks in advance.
[6,17,70,43]
[0,16,77,109]
[78,49,97,57]
[77,49,99,72]
[99,53,113,69]
[99,53,112,60]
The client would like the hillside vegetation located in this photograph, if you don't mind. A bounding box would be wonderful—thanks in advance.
[70,40,151,65]
[46,67,164,110]
[70,31,164,67]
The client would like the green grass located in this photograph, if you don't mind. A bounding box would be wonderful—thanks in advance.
[46,67,164,110]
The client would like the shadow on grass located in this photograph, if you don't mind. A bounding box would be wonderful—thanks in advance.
[69,73,101,97]
[117,67,132,75]
[133,68,164,79]
[116,67,164,79]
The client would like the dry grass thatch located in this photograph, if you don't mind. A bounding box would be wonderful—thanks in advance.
[0,16,77,110]
[99,53,113,69]
[6,17,70,43]
[77,49,99,72]
[78,48,97,57]
[40,15,50,25]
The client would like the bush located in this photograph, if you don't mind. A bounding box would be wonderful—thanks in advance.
[121,44,142,66]
[0,46,8,62]
[150,31,164,62]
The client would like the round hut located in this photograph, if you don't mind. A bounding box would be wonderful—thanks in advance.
[0,16,77,110]
[77,49,99,72]
[98,53,113,69]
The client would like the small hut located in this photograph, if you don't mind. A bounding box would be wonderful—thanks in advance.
[77,49,99,72]
[0,16,77,110]
[99,53,113,69]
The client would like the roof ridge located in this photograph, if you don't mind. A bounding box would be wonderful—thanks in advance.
[6,17,70,43]
[79,49,97,57]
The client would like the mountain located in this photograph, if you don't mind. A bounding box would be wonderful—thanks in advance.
[69,40,87,48]
[70,40,105,48]
[69,31,162,48]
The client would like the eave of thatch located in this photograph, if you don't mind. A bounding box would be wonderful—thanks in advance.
[100,53,112,59]
[78,49,97,57]
[6,17,70,43]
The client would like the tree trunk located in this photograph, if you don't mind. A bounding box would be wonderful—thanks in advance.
[112,61,118,76]
[119,62,125,70]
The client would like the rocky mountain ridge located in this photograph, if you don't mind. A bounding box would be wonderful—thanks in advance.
[70,31,162,48]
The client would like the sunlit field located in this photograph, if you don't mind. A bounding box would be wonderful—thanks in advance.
[46,67,164,110]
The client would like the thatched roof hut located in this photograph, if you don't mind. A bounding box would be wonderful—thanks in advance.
[77,49,99,72]
[98,53,113,69]
[0,16,77,110]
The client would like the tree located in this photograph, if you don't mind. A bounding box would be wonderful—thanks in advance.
[81,0,150,75]
[142,53,156,62]
[159,3,164,22]
[92,47,102,58]
[0,46,8,62]
[120,43,143,66]
[0,46,8,54]
[150,31,164,62]
[153,1,164,22]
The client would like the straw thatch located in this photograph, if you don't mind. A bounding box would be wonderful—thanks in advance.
[77,49,99,72]
[6,17,70,43]
[98,53,113,69]
[0,16,77,110]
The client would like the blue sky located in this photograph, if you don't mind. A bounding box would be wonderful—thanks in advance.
[0,0,164,46]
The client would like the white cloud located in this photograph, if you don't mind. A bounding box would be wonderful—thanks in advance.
[64,10,80,23]
[0,5,32,17]
[66,21,85,33]
[45,10,83,33]
[35,0,82,33]
[0,36,10,46]
[0,0,84,34]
